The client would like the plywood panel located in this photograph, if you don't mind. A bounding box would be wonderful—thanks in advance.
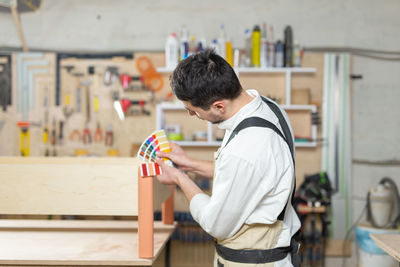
[0,157,139,216]
[0,220,176,266]
[286,109,312,138]
[239,73,286,104]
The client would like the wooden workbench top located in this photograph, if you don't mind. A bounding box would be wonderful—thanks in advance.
[0,219,177,266]
[370,233,400,262]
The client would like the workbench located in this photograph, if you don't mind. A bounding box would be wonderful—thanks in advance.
[370,234,400,265]
[0,220,176,266]
[0,157,176,266]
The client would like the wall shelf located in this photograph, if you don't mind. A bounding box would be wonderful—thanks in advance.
[157,67,316,74]
[157,67,316,105]
[156,102,318,148]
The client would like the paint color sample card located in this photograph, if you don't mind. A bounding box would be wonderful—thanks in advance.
[140,162,163,177]
[137,130,172,165]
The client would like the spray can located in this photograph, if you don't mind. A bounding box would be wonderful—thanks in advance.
[188,36,197,57]
[234,49,240,68]
[275,40,284,68]
[251,25,261,67]
[198,37,206,52]
[293,41,301,67]
[284,25,293,67]
[219,24,227,59]
[267,25,275,67]
[244,29,252,67]
[226,40,233,66]
[165,33,179,69]
[180,25,189,60]
[260,22,268,68]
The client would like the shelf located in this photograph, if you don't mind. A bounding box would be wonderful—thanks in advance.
[157,67,316,74]
[157,102,318,148]
[159,102,317,111]
[295,141,317,147]
[175,141,316,148]
[281,104,317,111]
[157,102,185,110]
[296,205,327,213]
[173,141,222,147]
[234,67,316,73]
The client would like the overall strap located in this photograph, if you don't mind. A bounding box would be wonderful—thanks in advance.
[261,96,294,160]
[222,97,296,221]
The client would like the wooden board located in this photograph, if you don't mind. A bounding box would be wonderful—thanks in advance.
[0,157,139,216]
[0,219,176,266]
[370,234,400,262]
[286,109,312,138]
[0,157,172,216]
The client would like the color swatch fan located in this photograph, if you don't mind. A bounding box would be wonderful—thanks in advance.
[137,130,172,177]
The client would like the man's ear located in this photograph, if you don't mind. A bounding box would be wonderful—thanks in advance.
[212,100,225,112]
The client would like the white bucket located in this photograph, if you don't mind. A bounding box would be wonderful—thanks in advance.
[355,224,399,267]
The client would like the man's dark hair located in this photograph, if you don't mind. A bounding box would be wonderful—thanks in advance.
[170,49,242,110]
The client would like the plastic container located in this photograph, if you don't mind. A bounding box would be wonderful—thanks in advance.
[251,25,261,67]
[165,33,179,69]
[260,23,268,68]
[226,40,233,66]
[275,40,284,68]
[210,39,219,55]
[180,25,189,60]
[355,224,399,267]
[267,25,275,67]
[293,41,301,67]
[243,29,252,67]
[284,26,293,67]
[370,184,394,227]
[218,24,227,59]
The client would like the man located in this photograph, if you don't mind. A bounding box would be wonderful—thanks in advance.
[155,49,301,266]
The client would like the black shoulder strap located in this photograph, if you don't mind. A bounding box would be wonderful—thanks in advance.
[225,117,288,149]
[261,97,294,160]
[223,96,296,221]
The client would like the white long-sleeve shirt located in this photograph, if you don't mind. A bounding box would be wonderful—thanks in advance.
[190,90,301,266]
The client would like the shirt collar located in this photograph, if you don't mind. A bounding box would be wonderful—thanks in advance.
[217,89,262,131]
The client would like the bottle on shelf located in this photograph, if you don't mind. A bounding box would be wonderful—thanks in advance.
[210,39,219,55]
[188,35,197,57]
[267,25,275,67]
[234,48,240,68]
[251,25,261,67]
[218,24,227,59]
[293,41,301,67]
[180,25,189,61]
[198,37,206,52]
[165,33,179,69]
[275,40,284,68]
[226,39,233,66]
[284,25,293,67]
[260,22,268,68]
[243,29,252,67]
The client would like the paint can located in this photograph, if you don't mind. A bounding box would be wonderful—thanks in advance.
[355,224,399,267]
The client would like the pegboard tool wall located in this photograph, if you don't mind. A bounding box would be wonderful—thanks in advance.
[0,52,172,157]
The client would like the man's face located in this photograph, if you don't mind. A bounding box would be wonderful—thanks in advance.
[182,101,224,124]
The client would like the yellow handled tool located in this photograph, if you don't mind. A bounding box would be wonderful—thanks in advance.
[17,122,30,156]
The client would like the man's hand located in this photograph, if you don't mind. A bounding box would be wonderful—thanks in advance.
[156,142,193,171]
[155,156,183,185]
[155,156,203,202]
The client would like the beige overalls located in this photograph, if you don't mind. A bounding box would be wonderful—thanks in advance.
[214,222,284,267]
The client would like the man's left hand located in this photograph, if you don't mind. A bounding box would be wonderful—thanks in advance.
[155,156,183,185]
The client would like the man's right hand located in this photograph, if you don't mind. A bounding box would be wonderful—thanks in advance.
[156,142,193,172]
